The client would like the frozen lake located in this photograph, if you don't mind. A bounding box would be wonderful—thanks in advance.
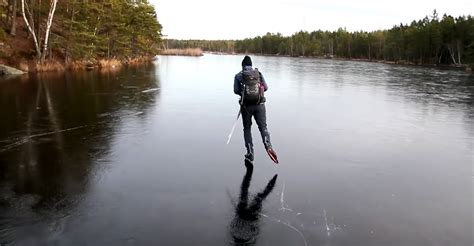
[0,54,473,245]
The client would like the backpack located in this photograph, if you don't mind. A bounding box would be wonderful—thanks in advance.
[241,68,263,104]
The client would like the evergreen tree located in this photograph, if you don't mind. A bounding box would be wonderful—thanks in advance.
[169,11,473,67]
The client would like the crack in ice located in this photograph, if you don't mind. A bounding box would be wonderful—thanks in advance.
[323,209,331,237]
[0,125,88,153]
[279,182,293,212]
[260,213,308,246]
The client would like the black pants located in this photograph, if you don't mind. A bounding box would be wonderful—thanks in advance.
[241,103,272,154]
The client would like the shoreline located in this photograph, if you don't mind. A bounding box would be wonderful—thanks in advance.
[204,52,473,72]
[0,56,157,75]
[3,52,472,75]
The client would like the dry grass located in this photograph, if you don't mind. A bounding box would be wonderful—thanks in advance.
[67,60,88,70]
[8,56,156,73]
[126,56,155,65]
[160,48,203,56]
[98,59,122,69]
[35,61,65,72]
[18,61,30,72]
[467,64,473,72]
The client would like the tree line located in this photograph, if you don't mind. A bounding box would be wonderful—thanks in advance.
[168,11,474,66]
[1,0,162,63]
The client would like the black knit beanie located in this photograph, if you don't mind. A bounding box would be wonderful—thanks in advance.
[242,56,252,67]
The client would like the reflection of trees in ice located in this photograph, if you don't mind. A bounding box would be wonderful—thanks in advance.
[0,184,81,245]
[0,65,161,245]
[0,65,161,193]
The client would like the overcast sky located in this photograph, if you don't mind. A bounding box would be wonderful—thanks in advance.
[150,0,473,40]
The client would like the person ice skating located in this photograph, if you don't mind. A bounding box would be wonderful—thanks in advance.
[234,56,278,164]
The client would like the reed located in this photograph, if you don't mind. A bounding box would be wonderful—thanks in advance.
[126,56,155,65]
[98,59,122,68]
[35,61,65,72]
[11,56,156,73]
[160,48,203,56]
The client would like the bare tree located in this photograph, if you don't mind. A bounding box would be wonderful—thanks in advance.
[21,0,59,62]
[21,0,41,59]
[10,0,17,36]
[40,0,58,62]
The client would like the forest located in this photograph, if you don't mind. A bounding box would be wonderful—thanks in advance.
[0,0,162,69]
[169,11,474,66]
[1,6,472,71]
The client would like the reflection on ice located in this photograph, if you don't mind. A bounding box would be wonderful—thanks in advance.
[0,55,471,245]
[229,161,278,245]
